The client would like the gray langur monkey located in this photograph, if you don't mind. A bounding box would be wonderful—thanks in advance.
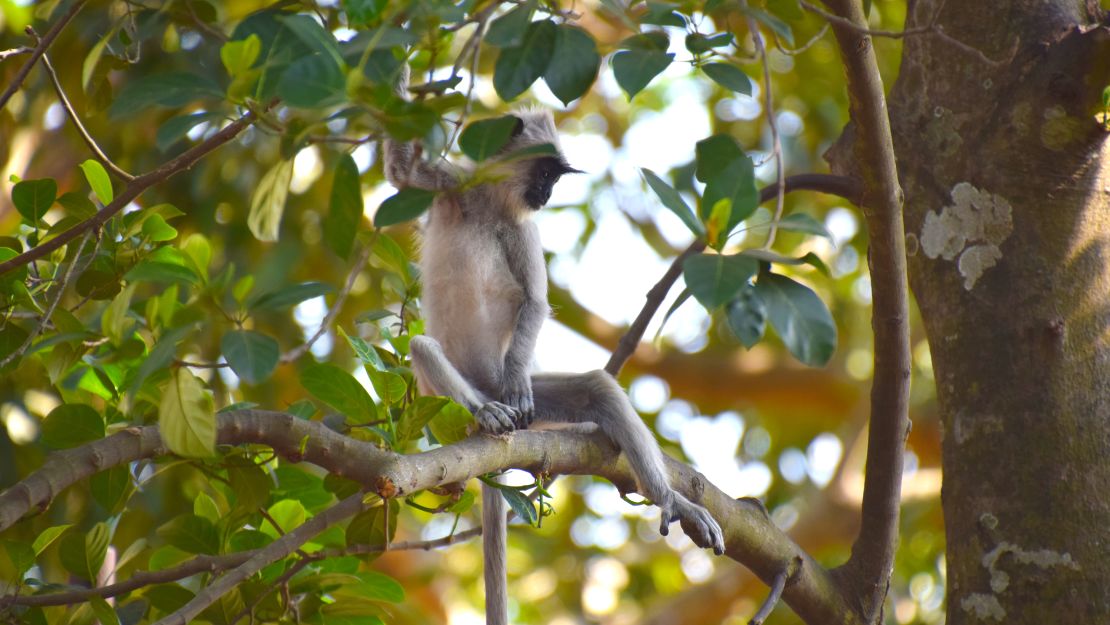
[383,94,725,625]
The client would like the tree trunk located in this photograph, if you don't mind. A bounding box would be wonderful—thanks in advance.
[879,1,1110,622]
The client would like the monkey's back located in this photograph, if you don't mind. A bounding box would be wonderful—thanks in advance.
[419,196,531,396]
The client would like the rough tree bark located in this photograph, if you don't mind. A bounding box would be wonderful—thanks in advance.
[876,1,1109,622]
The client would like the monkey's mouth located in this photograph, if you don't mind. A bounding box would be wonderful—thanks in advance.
[524,187,552,209]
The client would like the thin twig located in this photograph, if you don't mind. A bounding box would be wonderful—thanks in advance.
[604,173,862,376]
[279,243,372,364]
[800,0,1008,66]
[0,0,87,110]
[774,23,830,56]
[443,5,496,156]
[743,5,787,251]
[152,493,366,625]
[0,231,92,368]
[0,109,260,277]
[33,30,134,181]
[0,46,32,61]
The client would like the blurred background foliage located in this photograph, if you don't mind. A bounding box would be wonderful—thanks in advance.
[0,1,942,624]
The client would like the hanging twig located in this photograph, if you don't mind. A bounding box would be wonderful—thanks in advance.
[0,0,88,110]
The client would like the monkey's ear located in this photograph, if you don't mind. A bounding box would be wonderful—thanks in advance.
[509,116,525,138]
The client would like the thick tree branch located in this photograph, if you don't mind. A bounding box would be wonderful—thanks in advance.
[0,411,863,623]
[604,173,863,376]
[820,0,911,619]
[0,0,86,110]
[0,110,258,277]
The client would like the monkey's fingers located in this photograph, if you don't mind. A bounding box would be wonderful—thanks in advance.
[476,401,519,434]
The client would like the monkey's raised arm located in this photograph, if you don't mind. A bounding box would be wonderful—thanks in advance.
[496,224,549,423]
[383,139,461,192]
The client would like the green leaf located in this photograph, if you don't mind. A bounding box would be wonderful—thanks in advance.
[346,504,398,551]
[228,463,271,511]
[683,253,759,309]
[91,464,133,513]
[685,32,733,54]
[108,72,223,119]
[125,261,200,286]
[611,49,673,99]
[641,169,704,237]
[640,2,685,27]
[279,14,343,65]
[12,178,56,222]
[80,159,114,204]
[102,283,136,346]
[341,327,386,371]
[397,396,448,442]
[59,522,109,582]
[767,0,804,21]
[0,324,29,373]
[774,213,833,239]
[221,330,280,385]
[32,524,73,556]
[301,363,377,421]
[221,33,261,76]
[325,155,363,259]
[141,214,178,241]
[727,283,767,348]
[41,403,105,449]
[696,134,758,232]
[460,115,521,162]
[3,540,35,576]
[543,24,600,105]
[277,53,346,108]
[374,188,436,227]
[344,0,389,27]
[159,368,217,458]
[755,272,837,366]
[57,191,97,218]
[378,99,438,141]
[701,62,752,95]
[129,324,193,396]
[89,596,121,625]
[181,233,212,281]
[248,159,294,242]
[366,368,406,408]
[485,0,535,47]
[346,571,405,603]
[250,281,334,311]
[194,493,220,523]
[427,399,473,445]
[83,29,114,91]
[261,499,307,540]
[498,485,538,525]
[156,112,222,152]
[158,514,220,555]
[619,32,670,51]
[742,6,794,46]
[493,19,557,101]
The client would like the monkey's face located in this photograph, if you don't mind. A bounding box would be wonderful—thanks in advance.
[523,157,581,210]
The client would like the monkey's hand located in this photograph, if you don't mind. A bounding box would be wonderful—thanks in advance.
[659,494,726,556]
[476,401,520,435]
[500,374,534,428]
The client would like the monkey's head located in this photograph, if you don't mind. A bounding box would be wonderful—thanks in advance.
[495,109,582,211]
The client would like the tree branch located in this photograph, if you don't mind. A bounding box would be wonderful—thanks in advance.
[0,0,87,110]
[152,493,365,625]
[604,173,863,376]
[820,0,911,619]
[0,411,864,623]
[0,110,259,277]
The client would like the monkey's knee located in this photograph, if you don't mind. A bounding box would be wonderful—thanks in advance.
[409,335,442,362]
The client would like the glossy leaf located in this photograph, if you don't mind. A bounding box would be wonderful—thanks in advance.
[141,214,178,241]
[301,363,378,421]
[683,253,759,309]
[325,154,363,259]
[701,63,752,95]
[32,525,73,556]
[641,169,704,237]
[485,0,535,47]
[755,272,837,366]
[220,34,261,76]
[460,115,521,161]
[221,330,280,385]
[108,72,222,119]
[158,514,220,555]
[41,403,105,449]
[248,159,294,242]
[159,368,217,458]
[12,178,56,222]
[544,25,600,105]
[427,400,473,445]
[493,19,557,101]
[80,160,114,204]
[611,49,673,99]
[498,485,538,525]
[374,188,436,227]
[727,283,767,348]
[250,281,334,312]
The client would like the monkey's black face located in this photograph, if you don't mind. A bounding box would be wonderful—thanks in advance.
[523,157,581,210]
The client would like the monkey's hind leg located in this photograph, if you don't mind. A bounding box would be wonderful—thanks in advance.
[409,335,520,434]
[531,371,726,555]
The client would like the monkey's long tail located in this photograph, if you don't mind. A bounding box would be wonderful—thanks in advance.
[482,481,509,625]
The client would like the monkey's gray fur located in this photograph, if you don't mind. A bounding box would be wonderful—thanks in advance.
[384,85,724,625]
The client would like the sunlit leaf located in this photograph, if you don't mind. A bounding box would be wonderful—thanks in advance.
[32,525,73,556]
[301,363,378,422]
[79,160,114,204]
[544,24,600,105]
[427,400,473,445]
[248,159,294,242]
[159,368,216,458]
[325,154,363,259]
[493,19,556,101]
[220,33,261,77]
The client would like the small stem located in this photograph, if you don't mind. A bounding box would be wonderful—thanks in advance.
[0,0,88,110]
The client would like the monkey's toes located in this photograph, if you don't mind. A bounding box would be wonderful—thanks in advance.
[476,401,519,434]
[668,499,725,555]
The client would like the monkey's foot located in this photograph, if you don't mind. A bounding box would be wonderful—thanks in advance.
[476,401,520,434]
[660,495,726,556]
